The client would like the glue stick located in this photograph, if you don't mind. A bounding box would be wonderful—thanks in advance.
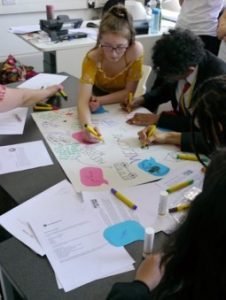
[158,191,169,215]
[143,227,155,258]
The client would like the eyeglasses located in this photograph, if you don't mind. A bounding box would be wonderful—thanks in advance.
[100,44,128,54]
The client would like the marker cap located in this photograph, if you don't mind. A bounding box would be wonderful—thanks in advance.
[143,227,155,258]
[158,191,169,215]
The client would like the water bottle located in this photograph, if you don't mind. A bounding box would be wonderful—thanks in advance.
[156,0,162,31]
[151,8,161,34]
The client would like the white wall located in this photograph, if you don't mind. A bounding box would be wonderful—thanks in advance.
[0,8,99,71]
[0,0,180,72]
[162,0,180,11]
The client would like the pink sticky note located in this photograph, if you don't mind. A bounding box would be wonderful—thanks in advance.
[80,167,108,186]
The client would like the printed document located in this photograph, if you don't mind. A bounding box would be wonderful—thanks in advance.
[29,209,134,291]
[0,140,53,175]
[0,107,28,135]
[0,180,83,255]
[82,164,204,233]
[18,73,68,89]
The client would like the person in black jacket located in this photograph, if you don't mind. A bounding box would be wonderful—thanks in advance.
[124,28,226,153]
[126,28,226,131]
[138,75,226,156]
[106,148,226,300]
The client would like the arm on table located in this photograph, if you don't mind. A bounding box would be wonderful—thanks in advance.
[106,254,163,300]
[0,85,61,112]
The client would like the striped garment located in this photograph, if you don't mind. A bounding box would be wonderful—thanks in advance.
[0,84,6,101]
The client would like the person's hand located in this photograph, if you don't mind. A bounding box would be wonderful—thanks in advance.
[121,95,144,112]
[127,113,160,126]
[89,96,100,112]
[83,126,102,143]
[138,125,156,147]
[45,84,64,98]
[135,253,163,290]
[217,10,226,40]
[138,128,182,147]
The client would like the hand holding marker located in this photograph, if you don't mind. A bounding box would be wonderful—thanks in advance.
[84,124,104,142]
[41,85,68,100]
[147,124,156,138]
[56,89,68,100]
[141,125,156,148]
[34,87,67,111]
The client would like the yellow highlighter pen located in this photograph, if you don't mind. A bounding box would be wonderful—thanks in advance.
[177,153,208,163]
[169,203,190,213]
[33,106,54,111]
[147,124,157,138]
[166,179,194,194]
[177,153,198,161]
[111,188,137,210]
[127,92,133,113]
[84,124,104,142]
[141,125,156,148]
[56,90,68,100]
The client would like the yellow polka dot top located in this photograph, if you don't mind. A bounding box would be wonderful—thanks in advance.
[80,53,143,93]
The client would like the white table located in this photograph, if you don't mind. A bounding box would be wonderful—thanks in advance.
[16,20,175,78]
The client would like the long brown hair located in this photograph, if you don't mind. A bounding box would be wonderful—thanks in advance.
[96,4,135,47]
[191,75,226,165]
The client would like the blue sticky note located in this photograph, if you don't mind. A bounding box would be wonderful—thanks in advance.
[92,105,108,114]
[103,220,145,247]
[138,157,170,176]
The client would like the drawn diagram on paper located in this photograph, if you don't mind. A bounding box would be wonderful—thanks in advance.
[32,104,192,192]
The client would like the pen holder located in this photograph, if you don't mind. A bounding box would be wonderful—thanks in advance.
[46,5,54,20]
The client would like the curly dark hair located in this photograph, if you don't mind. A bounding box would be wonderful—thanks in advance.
[152,28,205,77]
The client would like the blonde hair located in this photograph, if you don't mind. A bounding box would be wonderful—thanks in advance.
[96,4,135,47]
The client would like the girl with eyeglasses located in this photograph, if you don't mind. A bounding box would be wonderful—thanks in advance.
[77,4,143,143]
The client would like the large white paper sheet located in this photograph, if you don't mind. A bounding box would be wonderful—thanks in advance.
[32,104,190,192]
[0,107,28,135]
[82,183,176,233]
[0,140,53,175]
[82,164,204,233]
[0,180,83,255]
[18,73,68,89]
[29,210,135,292]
